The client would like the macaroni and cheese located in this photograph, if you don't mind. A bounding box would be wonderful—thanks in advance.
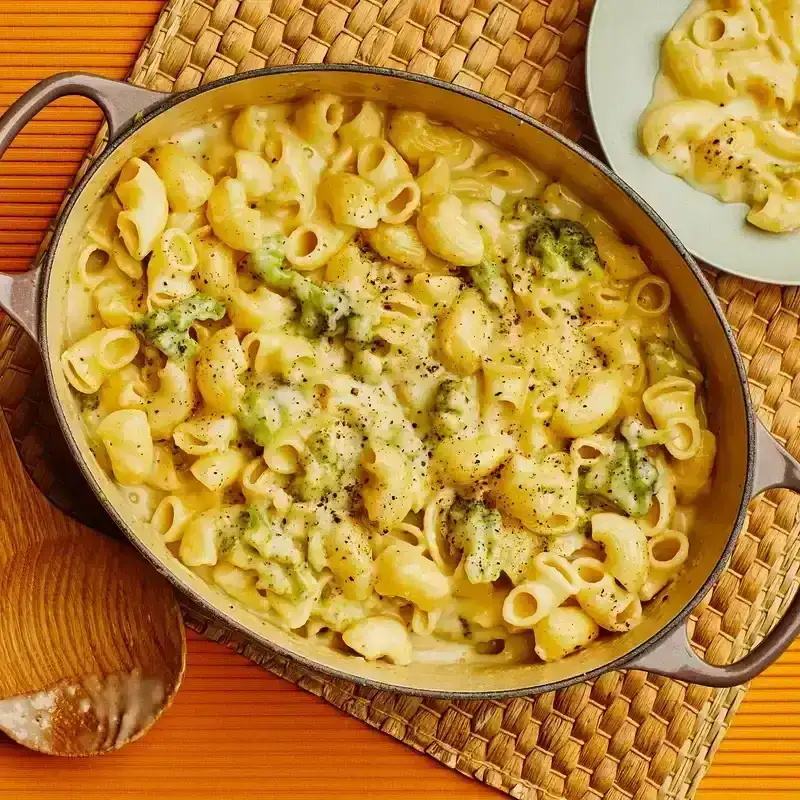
[61,95,715,666]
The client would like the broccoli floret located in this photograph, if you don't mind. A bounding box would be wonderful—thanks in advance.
[243,503,303,567]
[447,500,504,584]
[431,379,478,438]
[246,236,352,336]
[296,280,351,336]
[525,216,601,276]
[512,197,601,280]
[771,163,800,179]
[644,339,703,386]
[237,384,310,449]
[244,503,270,532]
[81,392,100,412]
[273,563,318,604]
[292,420,363,502]
[498,526,544,585]
[316,583,367,632]
[467,256,511,309]
[345,313,375,348]
[212,507,250,557]
[581,439,659,517]
[237,387,278,448]
[133,292,226,361]
[247,235,292,287]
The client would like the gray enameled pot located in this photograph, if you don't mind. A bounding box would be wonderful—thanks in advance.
[1,68,799,698]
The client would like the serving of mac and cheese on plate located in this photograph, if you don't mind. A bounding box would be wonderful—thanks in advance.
[587,0,800,283]
[58,95,716,667]
[640,0,800,233]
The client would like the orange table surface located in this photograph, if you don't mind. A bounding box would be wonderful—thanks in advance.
[1,3,799,798]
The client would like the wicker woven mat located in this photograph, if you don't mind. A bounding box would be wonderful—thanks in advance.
[3,1,800,798]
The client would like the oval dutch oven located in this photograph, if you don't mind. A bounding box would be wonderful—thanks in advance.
[1,67,799,697]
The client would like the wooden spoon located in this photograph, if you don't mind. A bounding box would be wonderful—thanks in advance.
[0,409,186,755]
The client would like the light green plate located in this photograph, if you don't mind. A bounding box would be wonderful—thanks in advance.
[586,0,800,285]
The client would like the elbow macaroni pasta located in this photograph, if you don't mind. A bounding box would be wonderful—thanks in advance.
[147,228,198,309]
[150,143,214,212]
[61,93,715,667]
[207,177,263,252]
[114,158,168,260]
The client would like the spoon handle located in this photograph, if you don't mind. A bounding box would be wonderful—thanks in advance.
[0,407,77,562]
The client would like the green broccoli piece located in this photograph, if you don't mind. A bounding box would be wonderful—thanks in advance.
[345,313,375,348]
[292,420,363,502]
[246,236,352,336]
[770,163,800,179]
[238,384,296,449]
[447,500,504,584]
[467,256,511,309]
[644,339,703,386]
[297,281,351,337]
[81,392,100,412]
[619,416,666,449]
[237,384,310,449]
[525,216,601,276]
[513,198,601,280]
[244,503,270,532]
[247,235,292,287]
[133,292,226,361]
[213,507,251,557]
[431,379,478,438]
[277,562,318,602]
[316,583,367,632]
[498,526,544,585]
[243,503,302,567]
[581,439,659,517]
[237,388,273,448]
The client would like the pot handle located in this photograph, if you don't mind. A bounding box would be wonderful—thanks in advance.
[0,72,168,341]
[627,419,800,686]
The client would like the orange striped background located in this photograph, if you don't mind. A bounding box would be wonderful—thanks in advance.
[0,4,798,798]
[0,0,160,273]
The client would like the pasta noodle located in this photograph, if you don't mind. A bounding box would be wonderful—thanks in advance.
[61,93,715,668]
[114,158,168,260]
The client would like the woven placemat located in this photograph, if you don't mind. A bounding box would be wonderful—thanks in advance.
[4,1,800,798]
